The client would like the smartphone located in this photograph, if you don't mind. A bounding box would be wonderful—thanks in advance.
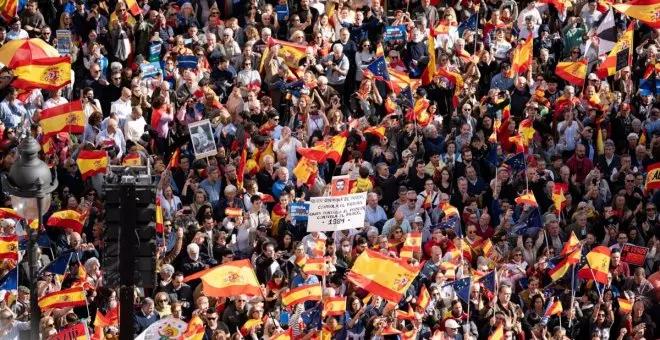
[279,311,290,326]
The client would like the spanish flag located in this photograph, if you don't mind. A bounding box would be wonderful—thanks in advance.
[121,153,141,166]
[396,305,415,321]
[311,238,326,257]
[94,307,118,327]
[406,98,432,127]
[76,150,108,180]
[364,125,386,139]
[511,34,533,75]
[347,248,420,302]
[0,0,18,22]
[515,191,538,207]
[482,239,494,257]
[561,231,582,264]
[436,67,464,108]
[292,157,318,187]
[402,328,418,340]
[166,148,180,170]
[441,203,459,218]
[155,196,164,234]
[41,136,55,155]
[269,38,307,69]
[271,328,293,340]
[38,286,86,310]
[577,246,611,284]
[421,31,436,86]
[252,141,274,168]
[417,285,431,309]
[125,0,141,16]
[237,147,247,189]
[645,163,660,191]
[617,298,632,314]
[225,207,243,218]
[400,232,422,259]
[303,257,326,276]
[0,235,18,260]
[519,119,535,144]
[544,299,563,316]
[297,131,349,163]
[181,315,205,340]
[0,208,24,221]
[388,67,412,94]
[613,0,660,28]
[488,323,504,340]
[240,319,263,336]
[556,59,588,86]
[182,259,262,297]
[295,255,307,268]
[323,297,346,317]
[553,183,568,215]
[47,210,86,234]
[12,56,72,91]
[39,100,85,138]
[596,23,633,78]
[281,283,322,307]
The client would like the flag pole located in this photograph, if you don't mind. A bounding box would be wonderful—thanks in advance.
[568,264,576,328]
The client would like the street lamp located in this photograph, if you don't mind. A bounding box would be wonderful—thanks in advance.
[1,137,57,340]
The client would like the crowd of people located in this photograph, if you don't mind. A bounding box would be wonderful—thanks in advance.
[0,0,658,339]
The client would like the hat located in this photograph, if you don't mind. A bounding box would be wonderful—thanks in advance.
[627,132,639,140]
[588,73,598,80]
[445,319,460,329]
[414,216,424,223]
[543,213,558,224]
[257,225,268,232]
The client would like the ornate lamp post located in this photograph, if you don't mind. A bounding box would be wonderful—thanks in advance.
[1,137,57,340]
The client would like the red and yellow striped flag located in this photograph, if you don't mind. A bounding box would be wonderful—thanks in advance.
[323,296,346,317]
[39,100,85,138]
[617,298,632,314]
[38,286,86,310]
[311,238,326,257]
[302,257,326,276]
[76,150,108,180]
[364,125,386,139]
[544,299,563,316]
[645,163,660,192]
[240,319,263,336]
[125,0,141,16]
[0,208,24,220]
[269,38,307,69]
[155,196,164,234]
[225,207,243,218]
[562,231,581,264]
[395,304,415,320]
[0,0,18,22]
[236,146,247,189]
[482,239,494,257]
[577,246,611,284]
[597,23,633,78]
[400,232,422,259]
[347,248,420,302]
[121,153,141,166]
[515,191,538,207]
[180,315,205,340]
[292,157,318,187]
[417,284,431,309]
[488,322,504,340]
[281,283,322,307]
[553,183,568,215]
[421,31,436,86]
[613,0,660,28]
[511,34,533,75]
[47,210,86,234]
[271,328,292,340]
[555,59,588,86]
[167,148,181,170]
[0,235,18,260]
[441,203,459,218]
[183,259,262,297]
[12,57,72,91]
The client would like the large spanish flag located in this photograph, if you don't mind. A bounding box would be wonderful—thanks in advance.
[297,131,348,164]
[292,157,318,187]
[281,283,322,307]
[613,0,660,28]
[12,56,72,91]
[555,59,588,86]
[645,163,660,191]
[512,34,533,75]
[323,297,346,317]
[183,259,262,297]
[38,286,86,310]
[577,246,611,284]
[596,23,633,78]
[0,0,18,22]
[269,38,307,69]
[0,208,24,220]
[347,248,420,302]
[515,191,538,207]
[47,210,86,234]
[0,235,18,260]
[76,150,108,180]
[39,100,85,138]
[405,98,432,127]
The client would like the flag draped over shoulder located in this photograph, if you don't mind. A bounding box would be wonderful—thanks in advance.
[12,57,72,91]
[182,259,262,297]
[347,248,420,302]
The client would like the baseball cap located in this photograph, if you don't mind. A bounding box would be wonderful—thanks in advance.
[414,216,423,223]
[445,319,459,329]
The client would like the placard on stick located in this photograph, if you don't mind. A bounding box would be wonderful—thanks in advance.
[188,119,217,159]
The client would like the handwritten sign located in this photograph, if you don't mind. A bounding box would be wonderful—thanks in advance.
[56,30,71,55]
[384,25,406,42]
[620,243,648,266]
[307,192,367,232]
[289,203,310,221]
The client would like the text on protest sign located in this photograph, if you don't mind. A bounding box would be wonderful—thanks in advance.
[307,192,367,232]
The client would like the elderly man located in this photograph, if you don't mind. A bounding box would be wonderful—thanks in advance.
[382,210,411,236]
[0,308,29,340]
[272,167,291,199]
[95,118,126,161]
[134,298,160,337]
[215,184,245,222]
[222,295,249,332]
[321,43,349,95]
[365,192,387,228]
[200,166,223,206]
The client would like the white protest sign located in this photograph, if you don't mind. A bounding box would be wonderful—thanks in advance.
[307,192,367,232]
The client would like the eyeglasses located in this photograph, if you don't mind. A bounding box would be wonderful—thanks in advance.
[157,299,168,303]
